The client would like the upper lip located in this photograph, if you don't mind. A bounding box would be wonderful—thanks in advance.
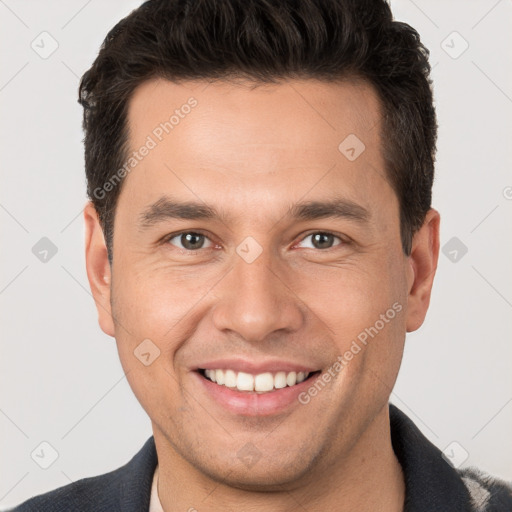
[193,358,320,374]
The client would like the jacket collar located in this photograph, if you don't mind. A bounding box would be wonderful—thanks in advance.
[390,403,474,511]
[118,435,158,511]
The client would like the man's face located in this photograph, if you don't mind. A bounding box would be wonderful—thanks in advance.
[89,77,423,488]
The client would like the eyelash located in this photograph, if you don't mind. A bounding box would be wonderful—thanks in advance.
[162,230,347,252]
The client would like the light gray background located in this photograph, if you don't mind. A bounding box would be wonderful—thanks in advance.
[1,0,511,508]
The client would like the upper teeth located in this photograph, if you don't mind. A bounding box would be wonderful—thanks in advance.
[203,369,310,393]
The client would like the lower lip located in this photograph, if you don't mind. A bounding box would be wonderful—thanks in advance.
[193,371,320,417]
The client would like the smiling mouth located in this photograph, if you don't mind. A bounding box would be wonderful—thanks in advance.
[198,368,321,394]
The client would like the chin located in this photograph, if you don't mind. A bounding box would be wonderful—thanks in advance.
[203,460,313,491]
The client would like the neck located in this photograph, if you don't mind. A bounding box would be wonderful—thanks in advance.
[153,406,405,512]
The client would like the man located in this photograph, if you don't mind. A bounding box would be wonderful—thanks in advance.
[10,0,512,510]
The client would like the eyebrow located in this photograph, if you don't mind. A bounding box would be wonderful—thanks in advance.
[138,195,370,229]
[288,198,370,223]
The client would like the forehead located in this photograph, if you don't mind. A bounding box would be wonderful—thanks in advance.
[127,76,383,154]
[122,77,393,221]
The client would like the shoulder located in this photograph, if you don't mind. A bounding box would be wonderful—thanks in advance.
[7,469,122,512]
[389,404,512,511]
[7,436,157,512]
[459,466,512,512]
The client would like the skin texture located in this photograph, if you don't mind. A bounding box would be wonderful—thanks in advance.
[84,77,440,511]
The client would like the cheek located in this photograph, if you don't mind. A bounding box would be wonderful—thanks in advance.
[109,263,223,406]
[294,260,400,330]
[295,253,407,381]
[111,262,217,341]
[109,269,190,417]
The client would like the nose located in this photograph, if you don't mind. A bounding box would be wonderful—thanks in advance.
[211,248,305,343]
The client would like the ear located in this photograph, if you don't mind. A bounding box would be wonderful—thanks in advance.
[84,201,115,337]
[405,208,440,332]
